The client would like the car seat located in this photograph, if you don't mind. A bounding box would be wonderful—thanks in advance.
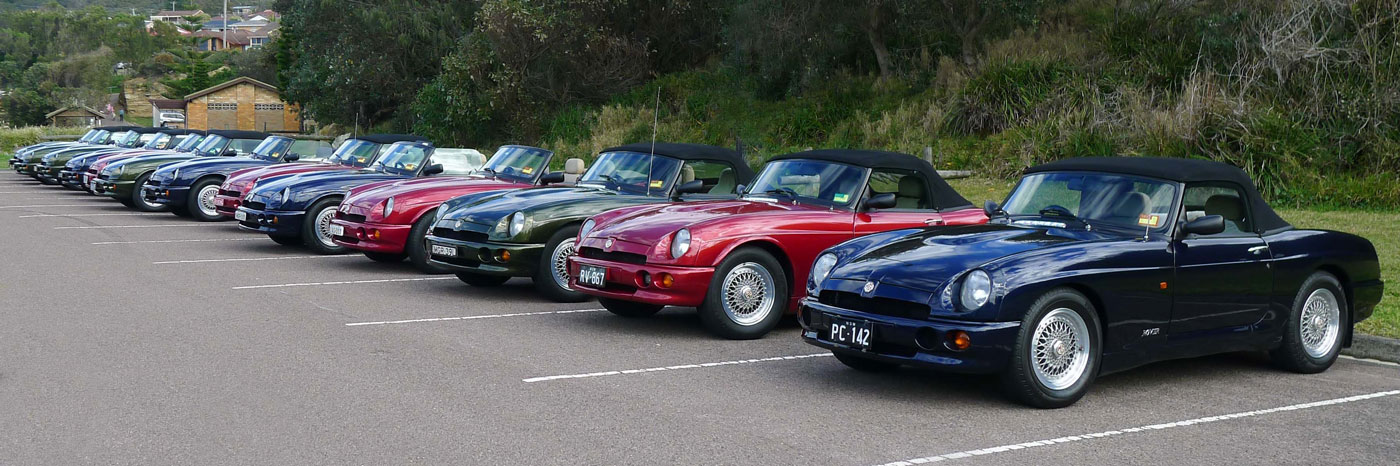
[563,158,585,183]
[681,165,695,184]
[895,176,927,209]
[709,168,735,194]
[1106,192,1149,224]
[1205,194,1246,233]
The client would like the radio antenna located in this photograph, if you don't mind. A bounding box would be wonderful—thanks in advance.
[646,85,659,197]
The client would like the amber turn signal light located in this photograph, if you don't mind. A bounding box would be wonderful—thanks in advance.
[497,250,511,262]
[948,330,971,351]
[657,273,674,289]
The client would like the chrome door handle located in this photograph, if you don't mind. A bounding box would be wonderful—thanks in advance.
[1248,245,1269,254]
[924,218,944,226]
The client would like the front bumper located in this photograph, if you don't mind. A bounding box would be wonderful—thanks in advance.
[92,178,135,198]
[214,189,244,218]
[236,206,306,236]
[59,169,85,188]
[142,184,190,207]
[331,218,413,254]
[35,164,60,181]
[424,234,544,277]
[567,255,714,307]
[799,297,1019,374]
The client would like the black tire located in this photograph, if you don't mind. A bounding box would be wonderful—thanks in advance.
[300,197,347,255]
[407,208,448,274]
[129,173,167,212]
[697,247,789,340]
[365,252,406,263]
[600,298,663,318]
[117,197,136,208]
[171,205,192,217]
[186,178,225,221]
[1000,288,1102,409]
[533,225,589,302]
[834,352,900,372]
[1270,272,1347,373]
[269,235,303,246]
[456,272,510,287]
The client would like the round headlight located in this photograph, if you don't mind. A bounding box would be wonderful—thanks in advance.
[579,218,597,239]
[960,269,992,310]
[172,168,180,180]
[670,229,691,259]
[811,253,838,284]
[384,197,395,218]
[279,187,291,203]
[508,211,525,236]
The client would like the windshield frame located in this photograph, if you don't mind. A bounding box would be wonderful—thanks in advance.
[193,134,231,157]
[575,151,685,197]
[172,134,203,152]
[741,158,872,209]
[324,139,382,168]
[142,133,172,149]
[369,142,435,176]
[473,146,553,184]
[1000,170,1183,233]
[249,136,294,162]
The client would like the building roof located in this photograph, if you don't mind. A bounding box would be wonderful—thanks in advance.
[45,106,104,119]
[150,99,187,110]
[771,149,971,210]
[155,10,204,17]
[184,76,278,101]
[193,29,252,46]
[249,23,280,37]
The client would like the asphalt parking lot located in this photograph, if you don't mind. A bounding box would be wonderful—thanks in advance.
[1,173,1398,465]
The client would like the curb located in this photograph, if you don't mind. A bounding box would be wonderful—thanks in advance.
[1343,334,1400,363]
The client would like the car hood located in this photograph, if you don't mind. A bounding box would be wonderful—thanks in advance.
[441,185,647,228]
[349,177,525,206]
[246,170,407,208]
[588,199,826,245]
[155,157,272,184]
[227,163,355,186]
[829,224,1111,292]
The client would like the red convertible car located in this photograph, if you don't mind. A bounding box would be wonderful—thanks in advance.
[212,134,425,219]
[330,145,581,272]
[568,149,988,339]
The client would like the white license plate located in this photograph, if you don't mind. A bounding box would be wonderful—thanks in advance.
[329,223,345,237]
[89,181,98,192]
[430,243,457,258]
[235,210,248,221]
[829,317,873,348]
[578,264,607,288]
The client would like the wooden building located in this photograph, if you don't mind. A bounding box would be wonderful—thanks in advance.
[184,77,301,132]
[46,106,105,127]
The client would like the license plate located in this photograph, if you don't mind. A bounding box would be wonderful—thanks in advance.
[235,210,248,221]
[329,223,345,237]
[89,181,97,192]
[578,264,607,288]
[430,243,457,258]
[829,317,873,349]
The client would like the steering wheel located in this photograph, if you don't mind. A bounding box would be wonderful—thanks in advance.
[1039,205,1074,218]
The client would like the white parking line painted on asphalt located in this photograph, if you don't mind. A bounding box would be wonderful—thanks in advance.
[20,213,164,218]
[347,308,606,327]
[874,389,1400,465]
[154,255,359,265]
[0,204,101,209]
[233,276,457,290]
[522,353,833,383]
[54,223,223,230]
[92,237,261,245]
[1340,355,1400,367]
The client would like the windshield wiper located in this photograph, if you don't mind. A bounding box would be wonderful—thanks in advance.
[759,187,800,199]
[478,167,497,179]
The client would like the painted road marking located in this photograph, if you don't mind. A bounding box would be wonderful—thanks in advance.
[92,237,261,245]
[1340,354,1400,367]
[347,308,606,327]
[875,389,1400,465]
[522,353,833,383]
[154,255,358,265]
[0,204,102,209]
[20,213,165,218]
[54,223,223,230]
[233,276,457,290]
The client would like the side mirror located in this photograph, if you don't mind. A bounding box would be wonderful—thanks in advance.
[675,179,706,195]
[863,193,898,211]
[735,184,746,194]
[422,164,444,176]
[221,149,237,157]
[1179,215,1225,238]
[984,200,1000,217]
[540,171,565,184]
[284,153,300,162]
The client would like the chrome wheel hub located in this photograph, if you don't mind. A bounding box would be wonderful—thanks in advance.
[1300,288,1340,358]
[1031,308,1091,391]
[197,185,219,217]
[721,262,775,326]
[314,207,337,248]
[551,238,576,291]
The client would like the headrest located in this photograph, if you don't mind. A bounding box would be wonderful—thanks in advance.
[1112,192,1149,218]
[565,158,585,174]
[681,165,695,184]
[898,176,925,197]
[1205,194,1244,221]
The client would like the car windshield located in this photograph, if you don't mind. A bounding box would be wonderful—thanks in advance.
[325,139,380,167]
[78,130,98,143]
[250,137,294,162]
[1002,172,1179,230]
[193,135,230,156]
[173,134,203,152]
[743,159,868,207]
[113,131,139,148]
[142,133,172,149]
[369,142,432,176]
[475,146,551,182]
[576,151,683,196]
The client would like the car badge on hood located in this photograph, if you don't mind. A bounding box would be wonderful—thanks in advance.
[604,238,614,250]
[456,219,466,229]
[863,281,876,293]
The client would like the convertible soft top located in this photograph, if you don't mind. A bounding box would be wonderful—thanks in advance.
[355,133,430,144]
[1026,156,1290,232]
[128,127,167,134]
[771,149,972,210]
[208,130,273,140]
[158,128,206,136]
[95,124,138,131]
[602,142,756,183]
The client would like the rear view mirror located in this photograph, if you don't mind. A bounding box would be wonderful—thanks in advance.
[540,171,566,184]
[735,184,747,194]
[675,179,706,195]
[422,164,444,176]
[1179,215,1225,238]
[221,149,237,157]
[863,193,898,211]
[284,153,300,162]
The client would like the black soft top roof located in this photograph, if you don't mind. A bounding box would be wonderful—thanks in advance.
[771,149,972,210]
[1025,156,1290,232]
[355,133,429,144]
[602,142,755,183]
[209,130,272,140]
[127,127,165,134]
[95,125,137,131]
[158,128,206,136]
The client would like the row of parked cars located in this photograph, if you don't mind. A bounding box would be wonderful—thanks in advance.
[9,126,1384,408]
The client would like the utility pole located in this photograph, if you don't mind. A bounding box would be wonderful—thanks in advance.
[222,0,228,51]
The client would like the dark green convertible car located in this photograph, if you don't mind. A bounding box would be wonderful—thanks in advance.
[93,130,270,211]
[425,142,754,301]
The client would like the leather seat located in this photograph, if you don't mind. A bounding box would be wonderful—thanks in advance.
[1205,194,1246,232]
[1107,192,1149,224]
[895,176,926,209]
[680,165,695,184]
[563,158,586,183]
[709,168,735,194]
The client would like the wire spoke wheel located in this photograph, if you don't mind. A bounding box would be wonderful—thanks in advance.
[720,262,776,326]
[1299,288,1340,359]
[1031,308,1091,391]
[550,237,576,291]
[197,185,219,217]
[314,208,337,248]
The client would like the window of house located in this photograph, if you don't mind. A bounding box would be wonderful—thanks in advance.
[254,103,284,111]
[209,103,237,111]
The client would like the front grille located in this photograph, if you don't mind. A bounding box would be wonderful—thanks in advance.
[98,174,110,181]
[219,189,242,197]
[819,290,930,320]
[243,201,267,211]
[432,227,488,243]
[578,247,647,265]
[337,212,367,223]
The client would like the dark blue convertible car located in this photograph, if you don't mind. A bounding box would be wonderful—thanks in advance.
[141,134,333,220]
[800,157,1383,408]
